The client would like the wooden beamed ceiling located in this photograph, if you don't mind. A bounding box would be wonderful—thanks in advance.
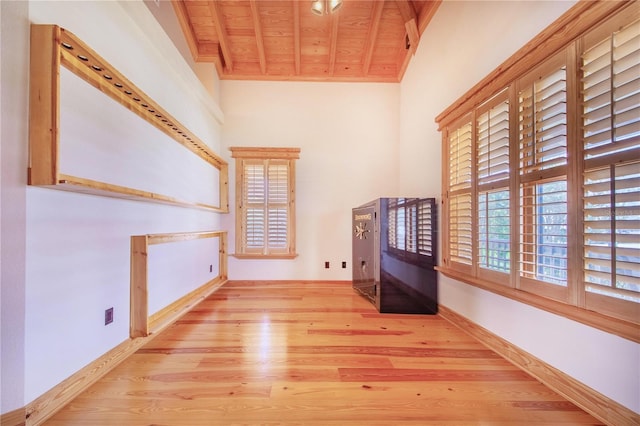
[173,0,441,82]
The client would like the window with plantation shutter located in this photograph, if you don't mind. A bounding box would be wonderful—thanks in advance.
[517,54,569,298]
[581,13,640,320]
[477,93,510,275]
[436,1,639,338]
[230,147,300,258]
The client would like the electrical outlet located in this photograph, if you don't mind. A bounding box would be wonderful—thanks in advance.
[342,261,347,268]
[324,261,330,269]
[105,307,114,325]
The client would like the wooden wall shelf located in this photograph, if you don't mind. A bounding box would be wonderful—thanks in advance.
[29,24,228,212]
[130,230,228,338]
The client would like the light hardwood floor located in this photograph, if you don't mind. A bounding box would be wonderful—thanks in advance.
[43,282,603,425]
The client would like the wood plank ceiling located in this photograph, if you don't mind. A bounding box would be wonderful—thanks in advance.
[173,0,441,82]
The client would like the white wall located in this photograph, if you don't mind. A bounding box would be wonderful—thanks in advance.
[1,0,28,414]
[0,0,226,409]
[399,0,639,413]
[220,81,400,281]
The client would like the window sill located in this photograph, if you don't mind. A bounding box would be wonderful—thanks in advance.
[436,266,639,344]
[232,253,298,260]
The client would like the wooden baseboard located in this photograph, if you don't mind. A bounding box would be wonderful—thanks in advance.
[438,305,640,426]
[148,276,227,333]
[24,278,227,426]
[226,280,352,286]
[0,407,26,426]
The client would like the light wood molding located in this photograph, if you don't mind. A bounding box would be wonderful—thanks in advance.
[28,24,229,212]
[438,267,640,344]
[229,146,301,160]
[435,0,631,130]
[130,231,227,338]
[54,174,224,212]
[438,305,640,426]
[0,407,26,426]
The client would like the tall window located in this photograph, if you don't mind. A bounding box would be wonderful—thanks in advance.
[438,3,639,338]
[230,147,300,258]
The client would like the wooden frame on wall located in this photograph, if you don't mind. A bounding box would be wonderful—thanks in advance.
[29,24,229,212]
[130,230,227,338]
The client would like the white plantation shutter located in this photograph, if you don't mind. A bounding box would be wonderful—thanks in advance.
[518,55,569,289]
[449,193,472,265]
[519,61,568,174]
[244,162,266,250]
[267,161,289,251]
[582,14,640,311]
[448,118,473,267]
[584,162,640,302]
[231,147,299,257]
[477,95,510,274]
[582,17,640,160]
[449,121,473,192]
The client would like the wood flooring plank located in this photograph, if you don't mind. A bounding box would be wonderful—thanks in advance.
[42,281,604,426]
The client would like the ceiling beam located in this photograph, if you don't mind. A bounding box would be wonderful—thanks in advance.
[395,0,419,54]
[208,0,234,72]
[328,13,340,75]
[417,0,442,34]
[362,0,384,76]
[171,0,202,62]
[249,0,267,74]
[293,0,301,75]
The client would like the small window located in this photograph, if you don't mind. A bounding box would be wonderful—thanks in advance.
[230,147,300,259]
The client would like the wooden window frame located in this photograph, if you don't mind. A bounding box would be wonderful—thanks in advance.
[230,147,300,259]
[436,1,639,343]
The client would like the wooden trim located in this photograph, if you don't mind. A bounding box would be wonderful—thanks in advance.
[28,25,60,186]
[363,1,384,76]
[28,24,229,212]
[226,280,352,286]
[0,408,26,426]
[53,175,225,212]
[435,0,631,130]
[230,147,301,160]
[438,305,640,426]
[130,231,228,338]
[249,0,267,74]
[437,266,640,343]
[130,235,148,338]
[146,231,225,245]
[232,253,298,260]
[148,277,226,333]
